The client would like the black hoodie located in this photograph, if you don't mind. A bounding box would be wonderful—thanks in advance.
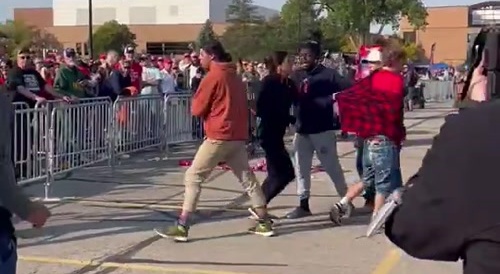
[290,64,351,134]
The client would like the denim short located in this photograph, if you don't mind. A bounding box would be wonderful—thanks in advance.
[0,233,17,274]
[362,135,402,196]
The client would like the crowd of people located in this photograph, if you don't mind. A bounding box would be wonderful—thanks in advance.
[0,47,195,104]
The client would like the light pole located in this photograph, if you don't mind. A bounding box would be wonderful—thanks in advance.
[88,0,94,58]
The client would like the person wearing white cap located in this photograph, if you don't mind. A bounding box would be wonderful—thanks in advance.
[365,49,383,71]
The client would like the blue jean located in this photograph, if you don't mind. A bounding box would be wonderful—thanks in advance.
[355,138,375,200]
[0,233,17,274]
[362,135,402,196]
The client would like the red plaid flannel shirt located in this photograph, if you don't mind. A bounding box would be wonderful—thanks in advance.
[335,69,406,146]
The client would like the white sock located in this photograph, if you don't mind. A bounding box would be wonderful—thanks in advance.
[339,197,349,205]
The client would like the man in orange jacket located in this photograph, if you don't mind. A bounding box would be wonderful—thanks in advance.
[154,41,272,242]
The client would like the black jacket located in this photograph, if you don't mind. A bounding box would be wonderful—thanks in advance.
[256,75,296,142]
[386,100,500,273]
[99,69,129,101]
[290,65,350,134]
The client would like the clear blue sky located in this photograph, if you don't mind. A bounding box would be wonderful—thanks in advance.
[0,0,481,23]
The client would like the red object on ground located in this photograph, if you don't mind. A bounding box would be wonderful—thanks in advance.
[178,160,323,173]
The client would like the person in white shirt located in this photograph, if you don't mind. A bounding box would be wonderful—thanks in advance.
[178,53,191,71]
[139,55,161,95]
[187,53,201,90]
[160,58,177,94]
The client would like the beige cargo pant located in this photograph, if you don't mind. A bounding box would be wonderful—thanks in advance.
[183,139,266,212]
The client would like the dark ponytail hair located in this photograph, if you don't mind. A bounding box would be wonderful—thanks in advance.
[201,40,232,62]
[263,51,288,75]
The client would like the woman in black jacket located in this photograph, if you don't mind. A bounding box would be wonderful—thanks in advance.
[256,51,297,204]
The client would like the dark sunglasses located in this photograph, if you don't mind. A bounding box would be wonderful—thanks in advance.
[123,66,131,69]
[18,55,31,60]
[125,50,134,54]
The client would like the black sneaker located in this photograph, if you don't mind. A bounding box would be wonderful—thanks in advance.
[285,207,312,219]
[329,203,347,225]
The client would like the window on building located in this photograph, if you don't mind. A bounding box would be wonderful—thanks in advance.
[146,42,189,55]
[402,31,416,44]
[76,43,82,55]
[169,5,179,16]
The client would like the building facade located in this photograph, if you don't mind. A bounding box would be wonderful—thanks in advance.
[14,0,278,55]
[399,1,500,66]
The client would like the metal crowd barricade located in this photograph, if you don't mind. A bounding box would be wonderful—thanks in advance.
[164,94,201,147]
[13,105,50,184]
[42,100,112,201]
[112,95,165,159]
[15,93,213,200]
[421,80,454,102]
[12,102,30,109]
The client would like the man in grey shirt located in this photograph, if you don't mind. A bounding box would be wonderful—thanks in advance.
[0,91,51,273]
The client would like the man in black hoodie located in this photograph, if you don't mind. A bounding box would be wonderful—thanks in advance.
[286,41,351,219]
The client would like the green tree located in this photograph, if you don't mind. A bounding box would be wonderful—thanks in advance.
[0,20,62,57]
[223,0,272,59]
[318,0,427,48]
[195,19,218,49]
[221,19,283,60]
[92,20,136,57]
[280,0,321,46]
[226,0,263,24]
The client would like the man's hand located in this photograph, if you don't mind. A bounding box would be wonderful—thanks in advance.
[61,96,72,103]
[26,201,51,228]
[34,96,46,103]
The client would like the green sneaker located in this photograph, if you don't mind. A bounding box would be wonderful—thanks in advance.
[248,220,275,237]
[154,223,189,242]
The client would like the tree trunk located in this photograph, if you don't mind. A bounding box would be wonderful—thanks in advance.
[348,35,358,50]
[377,24,385,35]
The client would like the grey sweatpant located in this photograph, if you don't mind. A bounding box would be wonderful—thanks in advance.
[293,130,347,200]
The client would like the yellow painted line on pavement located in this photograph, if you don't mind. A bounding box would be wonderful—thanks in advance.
[19,255,260,274]
[372,249,402,274]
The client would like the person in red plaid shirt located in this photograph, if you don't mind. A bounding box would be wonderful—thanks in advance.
[329,45,406,224]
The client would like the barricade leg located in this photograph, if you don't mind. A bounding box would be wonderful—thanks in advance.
[35,110,76,203]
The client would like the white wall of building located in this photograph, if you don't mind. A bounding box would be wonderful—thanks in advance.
[52,0,278,26]
[53,0,211,26]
